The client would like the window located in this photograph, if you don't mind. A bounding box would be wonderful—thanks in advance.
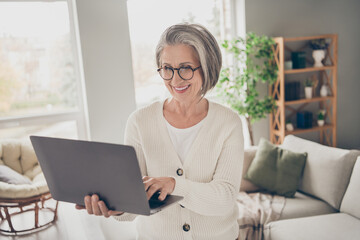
[0,1,88,140]
[127,0,233,108]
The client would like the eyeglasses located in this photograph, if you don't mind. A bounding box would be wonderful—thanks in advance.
[157,66,201,80]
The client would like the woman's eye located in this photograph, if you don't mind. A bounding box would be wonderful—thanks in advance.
[164,66,172,70]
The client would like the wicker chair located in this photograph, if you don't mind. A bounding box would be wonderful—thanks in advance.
[0,140,58,235]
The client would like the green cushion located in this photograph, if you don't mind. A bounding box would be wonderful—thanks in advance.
[244,138,307,197]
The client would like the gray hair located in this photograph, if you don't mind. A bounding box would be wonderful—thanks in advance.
[156,23,222,97]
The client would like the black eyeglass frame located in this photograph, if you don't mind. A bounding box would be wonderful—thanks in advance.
[157,66,201,80]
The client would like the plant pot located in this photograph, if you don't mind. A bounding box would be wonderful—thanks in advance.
[318,120,325,126]
[320,84,328,97]
[312,49,325,67]
[305,87,313,99]
[286,123,294,131]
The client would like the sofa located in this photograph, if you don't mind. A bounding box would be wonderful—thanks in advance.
[241,135,360,240]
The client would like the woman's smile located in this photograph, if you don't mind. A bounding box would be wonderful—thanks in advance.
[172,84,191,93]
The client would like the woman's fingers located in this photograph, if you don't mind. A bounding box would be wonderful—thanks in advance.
[98,201,110,218]
[91,194,102,216]
[82,194,124,217]
[75,204,85,210]
[146,183,160,200]
[158,191,168,201]
[143,177,153,192]
[84,195,93,214]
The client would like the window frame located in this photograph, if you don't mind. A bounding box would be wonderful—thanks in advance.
[0,0,90,140]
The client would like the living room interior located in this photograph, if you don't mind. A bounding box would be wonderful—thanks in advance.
[0,0,359,239]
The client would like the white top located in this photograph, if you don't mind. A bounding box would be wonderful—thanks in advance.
[165,118,205,165]
[114,99,244,240]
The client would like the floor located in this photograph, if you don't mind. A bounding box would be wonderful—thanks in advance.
[0,201,137,240]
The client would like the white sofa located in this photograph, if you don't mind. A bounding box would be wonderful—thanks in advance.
[242,135,360,240]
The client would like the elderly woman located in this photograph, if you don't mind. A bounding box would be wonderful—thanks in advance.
[76,23,244,239]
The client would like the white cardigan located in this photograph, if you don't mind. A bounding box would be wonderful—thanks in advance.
[114,99,244,240]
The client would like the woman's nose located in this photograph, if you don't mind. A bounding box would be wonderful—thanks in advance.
[171,70,184,84]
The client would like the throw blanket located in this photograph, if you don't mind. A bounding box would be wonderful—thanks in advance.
[237,192,286,240]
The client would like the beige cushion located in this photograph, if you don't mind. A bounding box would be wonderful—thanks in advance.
[20,141,39,174]
[279,191,337,220]
[340,157,360,219]
[240,146,261,192]
[0,140,49,199]
[24,164,42,180]
[0,140,23,173]
[281,135,360,210]
[0,176,49,199]
[265,213,360,240]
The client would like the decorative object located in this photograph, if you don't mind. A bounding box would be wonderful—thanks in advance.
[217,32,278,146]
[317,110,325,126]
[284,60,293,70]
[304,78,314,99]
[244,138,307,198]
[286,120,294,131]
[291,51,306,69]
[320,84,328,97]
[309,38,329,67]
[297,111,313,129]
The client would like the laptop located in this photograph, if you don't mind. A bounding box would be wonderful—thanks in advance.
[30,136,183,216]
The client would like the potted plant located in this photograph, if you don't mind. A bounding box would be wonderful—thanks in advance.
[317,110,325,126]
[309,39,329,67]
[304,78,314,99]
[286,120,294,131]
[217,32,278,146]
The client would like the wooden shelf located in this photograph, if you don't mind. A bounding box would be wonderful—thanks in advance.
[270,34,337,146]
[284,96,334,105]
[284,34,335,42]
[285,124,333,135]
[285,65,334,74]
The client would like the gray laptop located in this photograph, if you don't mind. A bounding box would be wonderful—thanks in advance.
[30,136,183,216]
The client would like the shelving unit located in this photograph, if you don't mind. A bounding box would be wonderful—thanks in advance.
[269,34,337,146]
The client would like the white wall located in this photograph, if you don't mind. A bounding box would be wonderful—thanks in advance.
[245,0,360,149]
[75,0,136,144]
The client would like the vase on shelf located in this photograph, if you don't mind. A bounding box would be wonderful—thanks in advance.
[312,49,325,67]
[286,122,294,131]
[320,84,328,97]
[305,87,313,99]
[318,120,325,126]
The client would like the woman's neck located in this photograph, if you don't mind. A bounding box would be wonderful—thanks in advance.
[165,97,208,118]
[163,97,209,129]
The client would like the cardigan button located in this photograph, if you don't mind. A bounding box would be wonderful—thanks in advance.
[176,168,183,176]
[180,204,185,208]
[183,223,190,232]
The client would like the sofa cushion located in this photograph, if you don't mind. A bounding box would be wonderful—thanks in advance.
[281,135,360,210]
[340,157,360,219]
[240,146,261,192]
[245,138,307,197]
[279,191,337,220]
[0,165,32,185]
[265,213,360,240]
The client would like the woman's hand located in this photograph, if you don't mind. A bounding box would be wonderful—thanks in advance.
[75,194,124,218]
[142,176,176,201]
